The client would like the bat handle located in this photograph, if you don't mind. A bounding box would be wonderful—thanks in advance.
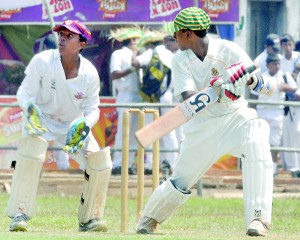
[213,64,258,97]
[246,65,257,74]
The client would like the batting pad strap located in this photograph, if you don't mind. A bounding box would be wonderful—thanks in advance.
[78,147,112,224]
[7,136,48,218]
[142,179,191,224]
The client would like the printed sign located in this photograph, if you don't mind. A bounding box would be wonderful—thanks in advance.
[0,0,239,24]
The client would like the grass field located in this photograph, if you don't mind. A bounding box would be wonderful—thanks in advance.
[0,193,299,240]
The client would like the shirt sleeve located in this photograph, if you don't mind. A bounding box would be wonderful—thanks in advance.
[82,65,101,128]
[136,49,153,67]
[286,72,297,88]
[172,51,196,97]
[16,52,48,111]
[110,50,122,73]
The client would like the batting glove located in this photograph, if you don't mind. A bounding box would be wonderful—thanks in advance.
[210,76,240,102]
[248,73,277,96]
[25,102,47,136]
[63,117,90,154]
[225,62,250,90]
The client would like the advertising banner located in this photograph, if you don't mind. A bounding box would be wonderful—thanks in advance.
[0,0,239,24]
[0,97,22,169]
[199,0,239,23]
[0,97,118,170]
[0,97,237,170]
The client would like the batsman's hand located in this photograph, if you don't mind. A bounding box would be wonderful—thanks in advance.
[63,117,90,154]
[226,62,250,89]
[248,73,277,96]
[211,62,254,102]
[210,76,240,102]
[25,102,47,136]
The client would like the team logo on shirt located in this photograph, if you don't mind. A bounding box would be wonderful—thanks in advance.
[211,68,219,77]
[74,92,85,100]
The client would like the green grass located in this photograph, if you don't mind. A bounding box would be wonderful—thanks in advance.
[0,194,299,239]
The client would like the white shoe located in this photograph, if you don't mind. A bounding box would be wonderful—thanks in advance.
[78,218,108,232]
[136,216,158,234]
[246,218,270,236]
[9,213,29,232]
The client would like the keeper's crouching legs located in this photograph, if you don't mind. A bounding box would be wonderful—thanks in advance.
[242,119,273,236]
[7,136,48,231]
[136,178,191,234]
[78,147,112,232]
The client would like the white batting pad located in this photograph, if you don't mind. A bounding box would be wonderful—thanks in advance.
[142,178,191,224]
[78,147,112,224]
[7,136,48,218]
[242,119,273,227]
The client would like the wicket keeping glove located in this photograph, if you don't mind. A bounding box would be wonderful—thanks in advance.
[63,117,90,154]
[25,102,47,136]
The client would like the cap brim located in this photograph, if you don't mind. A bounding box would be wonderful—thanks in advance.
[163,22,181,34]
[53,24,81,36]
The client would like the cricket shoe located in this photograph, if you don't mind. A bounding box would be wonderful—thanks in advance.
[78,218,108,232]
[246,218,270,236]
[9,213,29,232]
[136,216,158,234]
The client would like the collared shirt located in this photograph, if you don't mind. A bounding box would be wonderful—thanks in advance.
[280,50,300,73]
[254,49,283,73]
[110,46,140,92]
[257,70,297,119]
[17,49,100,135]
[172,36,255,124]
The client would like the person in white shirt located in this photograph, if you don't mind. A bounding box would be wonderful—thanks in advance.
[280,34,300,171]
[136,7,274,237]
[257,54,297,176]
[132,30,179,176]
[254,33,282,73]
[109,27,144,175]
[8,20,111,233]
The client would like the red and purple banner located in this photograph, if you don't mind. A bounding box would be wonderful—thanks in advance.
[0,0,239,24]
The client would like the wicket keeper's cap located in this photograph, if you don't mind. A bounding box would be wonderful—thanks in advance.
[53,20,92,42]
[137,30,167,48]
[109,27,144,42]
[265,33,280,51]
[164,7,211,34]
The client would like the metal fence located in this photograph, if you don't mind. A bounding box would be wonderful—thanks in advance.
[1,99,300,153]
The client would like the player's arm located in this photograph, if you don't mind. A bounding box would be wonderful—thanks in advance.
[111,68,136,80]
[131,50,141,68]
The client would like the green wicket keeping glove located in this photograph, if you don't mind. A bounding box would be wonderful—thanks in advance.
[25,102,47,136]
[63,117,90,154]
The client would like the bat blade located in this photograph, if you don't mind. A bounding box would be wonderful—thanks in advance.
[135,87,219,148]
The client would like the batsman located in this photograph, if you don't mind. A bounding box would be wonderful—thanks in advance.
[7,20,112,232]
[136,7,275,237]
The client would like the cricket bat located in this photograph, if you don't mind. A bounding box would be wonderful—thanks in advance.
[135,65,257,148]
